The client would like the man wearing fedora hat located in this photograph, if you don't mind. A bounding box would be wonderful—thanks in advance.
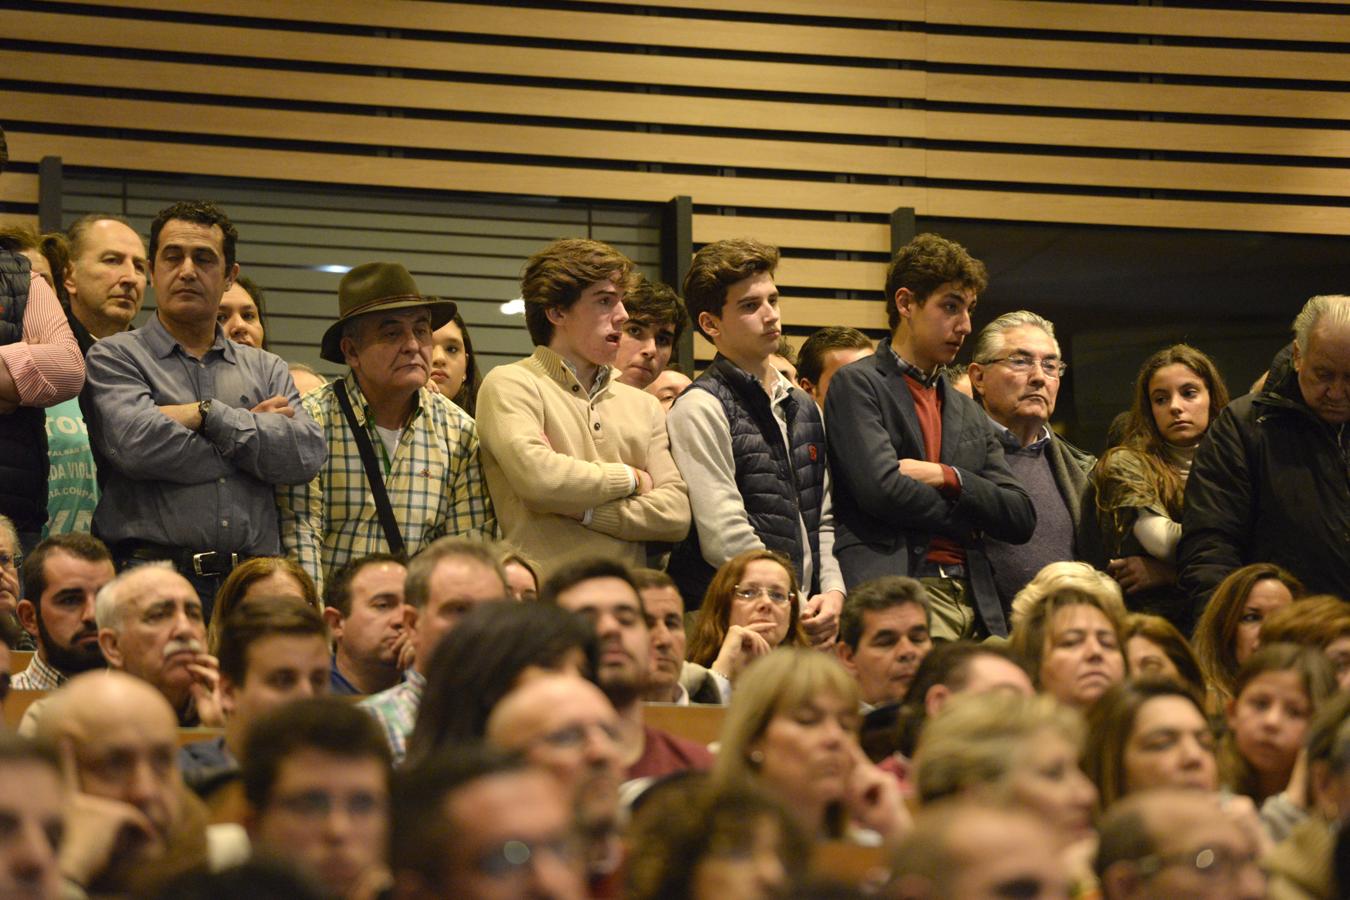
[278,262,495,591]
[85,200,325,615]
[476,239,689,578]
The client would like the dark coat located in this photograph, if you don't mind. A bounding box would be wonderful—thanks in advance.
[1179,346,1350,617]
[824,340,1036,636]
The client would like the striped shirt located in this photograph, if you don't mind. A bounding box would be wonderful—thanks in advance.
[0,274,83,407]
[10,652,67,691]
[278,373,496,591]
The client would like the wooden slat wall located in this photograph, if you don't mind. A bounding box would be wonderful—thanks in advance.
[3,0,1347,364]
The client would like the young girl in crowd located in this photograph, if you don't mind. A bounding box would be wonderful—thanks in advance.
[1221,643,1336,805]
[429,311,480,416]
[687,550,808,689]
[1009,562,1128,710]
[1092,344,1229,629]
[1192,562,1303,712]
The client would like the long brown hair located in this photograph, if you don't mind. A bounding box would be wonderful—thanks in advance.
[1095,344,1230,526]
[1191,562,1304,706]
[686,549,806,667]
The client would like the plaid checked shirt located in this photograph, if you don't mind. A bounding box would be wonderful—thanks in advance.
[359,668,424,766]
[278,373,496,591]
[10,653,66,691]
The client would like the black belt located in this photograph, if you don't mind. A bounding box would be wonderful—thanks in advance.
[914,562,967,580]
[115,541,248,577]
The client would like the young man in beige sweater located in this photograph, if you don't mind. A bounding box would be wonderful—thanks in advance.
[476,239,690,578]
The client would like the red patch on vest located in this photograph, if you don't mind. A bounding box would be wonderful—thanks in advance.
[808,444,818,461]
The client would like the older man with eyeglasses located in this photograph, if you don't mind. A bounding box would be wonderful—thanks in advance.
[967,311,1097,608]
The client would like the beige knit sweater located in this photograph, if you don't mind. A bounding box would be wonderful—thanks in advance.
[477,347,690,577]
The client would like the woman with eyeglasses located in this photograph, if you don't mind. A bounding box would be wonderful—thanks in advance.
[1091,344,1230,631]
[686,550,808,691]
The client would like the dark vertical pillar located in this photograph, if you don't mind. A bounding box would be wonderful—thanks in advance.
[662,195,694,372]
[890,206,916,254]
[38,156,63,232]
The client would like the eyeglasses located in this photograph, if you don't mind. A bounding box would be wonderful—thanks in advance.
[272,790,386,820]
[536,720,621,750]
[733,584,796,606]
[0,552,15,569]
[1136,845,1258,882]
[475,835,581,878]
[983,354,1067,378]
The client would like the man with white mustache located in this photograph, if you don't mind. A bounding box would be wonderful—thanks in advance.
[967,311,1096,609]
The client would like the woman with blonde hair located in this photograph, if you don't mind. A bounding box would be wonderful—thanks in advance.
[1092,344,1229,629]
[687,550,807,687]
[1009,561,1128,709]
[712,648,907,842]
[915,691,1097,889]
[1192,562,1303,710]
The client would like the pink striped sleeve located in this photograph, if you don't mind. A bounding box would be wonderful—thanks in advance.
[0,275,85,406]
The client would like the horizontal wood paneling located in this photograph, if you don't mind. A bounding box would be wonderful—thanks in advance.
[5,0,1347,360]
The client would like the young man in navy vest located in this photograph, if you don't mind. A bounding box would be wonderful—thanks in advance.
[666,239,845,647]
[824,233,1034,640]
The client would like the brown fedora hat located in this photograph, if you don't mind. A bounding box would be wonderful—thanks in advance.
[320,262,457,363]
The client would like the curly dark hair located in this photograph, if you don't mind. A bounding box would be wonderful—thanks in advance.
[884,233,988,331]
[149,200,239,270]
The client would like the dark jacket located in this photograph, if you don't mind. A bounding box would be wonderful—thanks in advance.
[824,340,1036,637]
[1179,346,1350,616]
[0,251,48,534]
[668,356,827,607]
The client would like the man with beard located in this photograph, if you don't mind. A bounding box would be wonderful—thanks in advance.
[13,534,114,689]
[540,559,712,781]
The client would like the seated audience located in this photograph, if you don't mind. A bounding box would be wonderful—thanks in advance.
[429,310,480,416]
[206,556,318,654]
[686,549,808,693]
[835,576,933,711]
[486,673,625,893]
[322,554,408,696]
[542,558,714,781]
[794,325,874,408]
[216,276,267,349]
[634,567,721,705]
[148,859,328,900]
[0,514,19,640]
[403,600,596,770]
[712,648,909,842]
[1221,643,1335,805]
[967,310,1097,609]
[1095,789,1265,900]
[13,534,113,689]
[1259,595,1350,691]
[1084,680,1218,815]
[179,596,330,793]
[889,801,1070,900]
[891,641,1034,763]
[28,563,224,732]
[914,691,1097,892]
[0,733,63,899]
[1008,561,1128,709]
[646,367,691,411]
[1092,344,1228,630]
[1122,614,1206,699]
[626,777,808,900]
[37,672,220,895]
[1263,690,1350,899]
[242,697,392,899]
[612,275,688,391]
[500,550,540,602]
[389,747,586,900]
[1191,561,1303,710]
[361,537,509,764]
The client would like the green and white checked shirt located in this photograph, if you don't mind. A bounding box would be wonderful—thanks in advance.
[278,373,496,591]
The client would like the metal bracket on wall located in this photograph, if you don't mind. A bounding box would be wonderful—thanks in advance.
[38,156,63,233]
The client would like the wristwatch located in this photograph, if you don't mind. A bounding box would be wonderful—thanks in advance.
[197,398,212,431]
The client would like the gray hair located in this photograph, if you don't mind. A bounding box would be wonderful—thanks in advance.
[0,514,16,557]
[94,561,174,631]
[1292,295,1350,355]
[970,310,1060,364]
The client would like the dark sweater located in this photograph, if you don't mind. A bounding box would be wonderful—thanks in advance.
[985,440,1075,605]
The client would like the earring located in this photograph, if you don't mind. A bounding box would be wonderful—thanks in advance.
[749,750,765,765]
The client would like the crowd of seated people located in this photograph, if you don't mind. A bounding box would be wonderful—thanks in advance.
[2,122,1350,896]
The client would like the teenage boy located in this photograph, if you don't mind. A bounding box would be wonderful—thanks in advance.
[666,239,845,645]
[824,233,1034,640]
[612,275,689,390]
[476,239,689,577]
